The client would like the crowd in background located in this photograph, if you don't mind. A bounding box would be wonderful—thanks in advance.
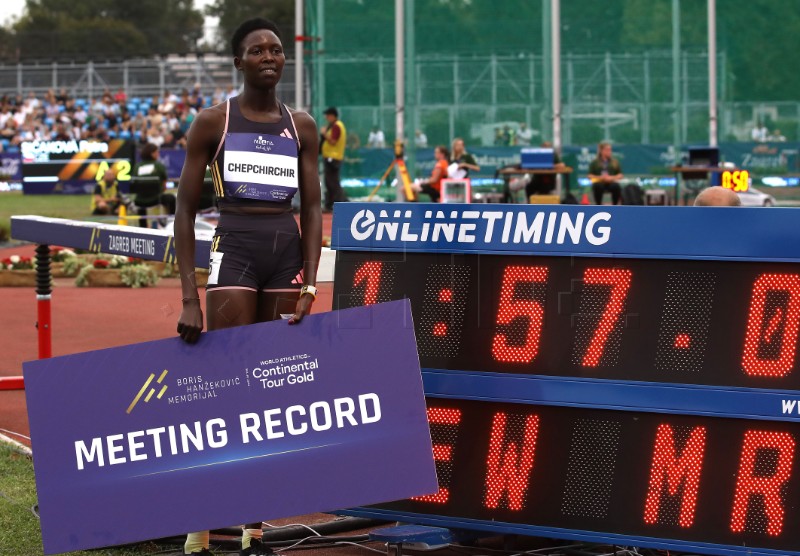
[0,86,546,156]
[0,85,240,153]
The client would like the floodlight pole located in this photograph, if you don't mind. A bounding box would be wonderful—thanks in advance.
[708,0,718,146]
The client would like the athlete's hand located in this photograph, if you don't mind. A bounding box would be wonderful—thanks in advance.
[177,299,204,343]
[288,294,314,325]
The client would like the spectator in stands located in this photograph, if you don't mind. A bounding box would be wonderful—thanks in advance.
[694,186,741,207]
[55,88,70,105]
[118,107,132,133]
[517,122,533,146]
[769,128,787,142]
[751,121,768,142]
[159,90,176,113]
[26,91,40,110]
[212,87,225,105]
[190,84,205,111]
[147,105,163,131]
[225,83,238,100]
[494,126,507,146]
[52,122,72,141]
[588,142,623,205]
[415,129,428,148]
[1,118,19,143]
[114,88,127,103]
[73,103,88,125]
[91,168,122,215]
[367,126,385,148]
[146,126,165,148]
[161,131,178,149]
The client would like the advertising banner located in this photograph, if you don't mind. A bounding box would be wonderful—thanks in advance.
[20,139,135,194]
[0,151,22,181]
[158,148,187,179]
[24,300,435,554]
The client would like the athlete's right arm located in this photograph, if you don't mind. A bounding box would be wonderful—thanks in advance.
[175,107,224,344]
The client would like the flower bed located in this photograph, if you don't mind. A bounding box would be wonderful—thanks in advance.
[0,254,37,287]
[0,270,37,287]
[75,255,159,288]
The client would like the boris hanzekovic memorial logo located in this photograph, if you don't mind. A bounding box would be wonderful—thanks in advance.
[126,370,169,414]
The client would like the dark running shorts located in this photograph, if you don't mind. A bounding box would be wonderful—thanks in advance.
[206,211,303,292]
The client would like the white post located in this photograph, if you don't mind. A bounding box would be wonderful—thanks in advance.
[295,0,304,110]
[395,0,405,201]
[395,0,404,146]
[551,0,562,198]
[672,0,681,151]
[551,0,561,152]
[708,0,718,146]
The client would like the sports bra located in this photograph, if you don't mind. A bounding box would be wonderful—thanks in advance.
[209,97,301,207]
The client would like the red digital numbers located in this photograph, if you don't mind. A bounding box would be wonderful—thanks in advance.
[353,262,385,305]
[484,413,540,511]
[348,261,800,383]
[730,430,796,536]
[742,274,800,377]
[492,266,549,363]
[418,265,471,358]
[579,268,633,367]
[644,424,706,528]
[411,407,462,504]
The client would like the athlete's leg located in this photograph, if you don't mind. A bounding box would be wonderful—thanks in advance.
[257,289,301,323]
[184,289,257,554]
[206,288,258,330]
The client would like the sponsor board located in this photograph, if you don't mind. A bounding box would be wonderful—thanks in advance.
[24,300,435,554]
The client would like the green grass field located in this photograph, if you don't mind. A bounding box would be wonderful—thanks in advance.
[0,192,93,242]
[0,442,178,555]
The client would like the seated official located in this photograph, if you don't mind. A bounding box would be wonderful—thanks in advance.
[588,142,623,205]
[132,143,176,226]
[413,145,450,202]
[91,168,122,215]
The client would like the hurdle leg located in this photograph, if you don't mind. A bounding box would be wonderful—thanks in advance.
[35,244,52,360]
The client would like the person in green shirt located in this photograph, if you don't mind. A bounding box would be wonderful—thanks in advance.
[132,143,176,226]
[588,142,623,205]
[449,137,480,178]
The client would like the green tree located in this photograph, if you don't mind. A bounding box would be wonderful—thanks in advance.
[204,0,295,55]
[11,0,204,60]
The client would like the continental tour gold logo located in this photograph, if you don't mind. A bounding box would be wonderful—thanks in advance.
[127,370,169,414]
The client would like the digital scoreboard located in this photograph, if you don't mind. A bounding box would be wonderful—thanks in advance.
[331,204,800,556]
[722,169,750,192]
[21,139,135,194]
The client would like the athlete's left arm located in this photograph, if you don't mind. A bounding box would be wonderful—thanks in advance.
[290,110,323,325]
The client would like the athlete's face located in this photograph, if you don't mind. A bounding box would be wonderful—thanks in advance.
[235,29,285,87]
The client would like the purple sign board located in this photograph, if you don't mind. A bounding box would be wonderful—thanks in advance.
[24,300,436,554]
